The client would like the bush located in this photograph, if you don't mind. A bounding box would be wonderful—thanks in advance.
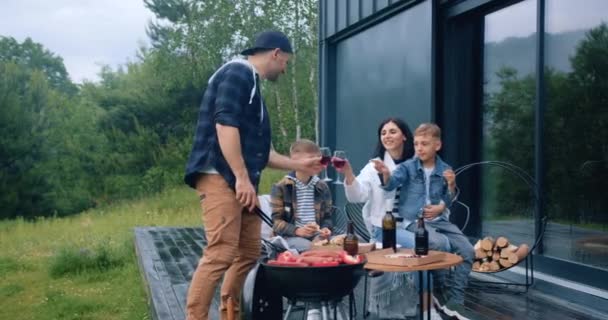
[49,241,129,278]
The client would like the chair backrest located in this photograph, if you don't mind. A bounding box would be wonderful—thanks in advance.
[258,194,273,239]
[331,206,347,235]
[344,202,371,242]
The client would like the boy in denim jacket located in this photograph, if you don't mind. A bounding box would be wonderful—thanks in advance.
[373,123,475,320]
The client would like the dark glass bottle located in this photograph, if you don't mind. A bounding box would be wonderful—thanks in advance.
[415,217,429,255]
[343,221,359,256]
[382,210,397,252]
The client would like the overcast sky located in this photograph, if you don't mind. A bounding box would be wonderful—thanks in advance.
[1,0,606,83]
[0,0,154,83]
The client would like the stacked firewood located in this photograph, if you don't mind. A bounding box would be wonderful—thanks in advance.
[472,236,529,272]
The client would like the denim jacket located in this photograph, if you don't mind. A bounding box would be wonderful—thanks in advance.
[383,155,455,223]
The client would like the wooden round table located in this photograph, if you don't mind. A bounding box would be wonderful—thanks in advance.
[364,251,463,320]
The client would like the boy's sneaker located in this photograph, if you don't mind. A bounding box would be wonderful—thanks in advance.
[438,301,476,320]
[432,288,449,310]
[425,307,446,320]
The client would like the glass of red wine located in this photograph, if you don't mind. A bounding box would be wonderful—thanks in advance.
[332,150,347,184]
[319,147,332,182]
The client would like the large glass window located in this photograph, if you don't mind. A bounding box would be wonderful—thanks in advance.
[479,0,537,247]
[543,0,608,270]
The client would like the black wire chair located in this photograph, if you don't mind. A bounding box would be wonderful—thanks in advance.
[344,202,371,243]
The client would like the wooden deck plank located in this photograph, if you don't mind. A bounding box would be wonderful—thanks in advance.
[135,227,607,320]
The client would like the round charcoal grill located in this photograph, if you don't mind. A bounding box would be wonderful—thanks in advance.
[243,207,365,319]
[261,258,365,301]
[264,258,365,319]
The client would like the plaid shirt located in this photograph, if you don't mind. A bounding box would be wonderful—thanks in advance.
[270,173,334,237]
[184,60,271,190]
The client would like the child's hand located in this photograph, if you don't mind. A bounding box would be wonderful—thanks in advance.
[295,225,317,237]
[423,203,445,220]
[443,169,456,189]
[319,227,332,239]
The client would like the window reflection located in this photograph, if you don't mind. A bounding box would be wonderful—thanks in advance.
[480,0,537,249]
[544,0,608,270]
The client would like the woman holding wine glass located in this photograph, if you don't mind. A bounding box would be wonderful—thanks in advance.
[335,117,446,319]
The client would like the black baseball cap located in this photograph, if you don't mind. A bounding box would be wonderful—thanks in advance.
[240,31,293,56]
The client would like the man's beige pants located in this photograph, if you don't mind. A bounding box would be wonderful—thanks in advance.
[186,174,261,320]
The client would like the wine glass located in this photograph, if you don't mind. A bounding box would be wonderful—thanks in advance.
[332,150,347,185]
[319,147,332,182]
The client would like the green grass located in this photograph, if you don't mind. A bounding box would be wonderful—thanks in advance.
[0,169,286,320]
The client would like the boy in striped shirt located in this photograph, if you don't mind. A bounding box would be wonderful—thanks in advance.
[270,139,334,252]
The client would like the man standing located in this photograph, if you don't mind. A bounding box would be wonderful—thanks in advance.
[184,30,321,320]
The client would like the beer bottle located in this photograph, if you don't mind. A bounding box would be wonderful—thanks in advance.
[382,210,397,252]
[343,221,359,256]
[415,217,429,255]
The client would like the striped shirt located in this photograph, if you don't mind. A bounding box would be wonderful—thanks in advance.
[289,175,320,227]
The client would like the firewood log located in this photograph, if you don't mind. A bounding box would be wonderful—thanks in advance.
[489,261,500,271]
[481,237,495,251]
[474,240,481,250]
[473,261,481,270]
[496,236,509,248]
[500,244,518,258]
[514,244,529,261]
[492,252,501,261]
[475,248,486,260]
[499,258,513,268]
[479,262,491,272]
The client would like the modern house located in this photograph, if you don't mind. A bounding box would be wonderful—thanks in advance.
[318,0,607,310]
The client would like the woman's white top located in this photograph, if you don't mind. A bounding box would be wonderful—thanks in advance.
[344,151,397,233]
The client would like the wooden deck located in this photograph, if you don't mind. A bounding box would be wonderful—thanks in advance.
[134,227,607,320]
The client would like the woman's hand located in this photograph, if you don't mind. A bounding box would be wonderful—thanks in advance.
[339,160,356,185]
[370,159,390,185]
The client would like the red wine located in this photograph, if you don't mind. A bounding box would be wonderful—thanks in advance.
[332,158,346,169]
[320,155,331,166]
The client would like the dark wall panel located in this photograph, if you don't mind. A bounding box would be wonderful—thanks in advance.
[325,0,336,37]
[323,0,416,38]
[332,1,433,185]
[349,0,361,26]
[337,0,348,30]
[361,0,375,17]
[377,0,390,11]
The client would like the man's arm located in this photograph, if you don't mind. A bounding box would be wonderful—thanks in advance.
[267,149,321,175]
[216,124,256,211]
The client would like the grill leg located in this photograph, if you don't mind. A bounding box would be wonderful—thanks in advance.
[284,300,295,320]
[301,302,308,320]
[321,302,330,320]
[363,272,369,318]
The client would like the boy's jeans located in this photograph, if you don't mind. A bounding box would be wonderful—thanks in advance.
[406,219,475,304]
